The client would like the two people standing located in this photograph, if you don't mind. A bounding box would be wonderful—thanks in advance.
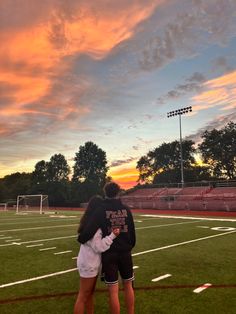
[74,182,136,314]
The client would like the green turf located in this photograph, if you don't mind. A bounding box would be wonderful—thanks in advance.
[0,210,235,313]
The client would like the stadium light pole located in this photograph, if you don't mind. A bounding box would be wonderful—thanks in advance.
[167,106,192,187]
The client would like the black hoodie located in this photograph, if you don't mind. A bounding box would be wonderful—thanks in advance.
[78,198,136,253]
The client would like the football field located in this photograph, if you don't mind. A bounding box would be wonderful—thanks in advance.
[0,210,235,313]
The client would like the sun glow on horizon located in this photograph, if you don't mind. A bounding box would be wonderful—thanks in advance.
[109,163,139,190]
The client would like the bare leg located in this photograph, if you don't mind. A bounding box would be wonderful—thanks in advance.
[85,276,97,314]
[108,283,120,314]
[74,276,97,314]
[123,281,134,314]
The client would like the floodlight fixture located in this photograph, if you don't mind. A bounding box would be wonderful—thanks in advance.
[166,106,193,187]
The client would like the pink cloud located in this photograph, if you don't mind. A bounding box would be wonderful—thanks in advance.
[192,70,236,112]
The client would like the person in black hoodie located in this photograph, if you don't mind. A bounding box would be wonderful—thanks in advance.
[78,182,136,314]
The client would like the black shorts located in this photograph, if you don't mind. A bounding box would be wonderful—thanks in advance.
[102,251,134,285]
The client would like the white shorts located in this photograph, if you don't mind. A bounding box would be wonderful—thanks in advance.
[77,257,101,278]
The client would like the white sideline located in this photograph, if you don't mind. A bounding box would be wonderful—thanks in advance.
[132,230,236,256]
[0,230,235,289]
[141,214,236,222]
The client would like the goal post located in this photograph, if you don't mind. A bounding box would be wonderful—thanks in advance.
[0,203,7,211]
[16,195,49,214]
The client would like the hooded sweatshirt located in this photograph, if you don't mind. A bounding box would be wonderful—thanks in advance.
[78,198,136,253]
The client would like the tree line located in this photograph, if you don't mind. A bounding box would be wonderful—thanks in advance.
[0,142,108,206]
[137,121,236,184]
[0,122,235,206]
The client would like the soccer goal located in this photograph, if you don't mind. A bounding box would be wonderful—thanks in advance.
[0,203,7,211]
[16,195,49,214]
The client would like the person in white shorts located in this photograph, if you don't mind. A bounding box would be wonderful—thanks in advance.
[74,196,120,314]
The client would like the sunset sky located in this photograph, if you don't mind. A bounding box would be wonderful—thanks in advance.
[1,0,236,189]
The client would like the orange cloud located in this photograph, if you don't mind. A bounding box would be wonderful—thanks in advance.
[109,165,139,190]
[0,1,162,136]
[0,107,56,117]
[192,70,236,111]
[205,71,236,88]
[0,28,53,112]
[192,88,229,108]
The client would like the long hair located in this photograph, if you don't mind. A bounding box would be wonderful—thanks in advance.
[78,195,103,234]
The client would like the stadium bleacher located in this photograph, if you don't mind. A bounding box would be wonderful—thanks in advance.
[180,186,211,195]
[121,184,236,212]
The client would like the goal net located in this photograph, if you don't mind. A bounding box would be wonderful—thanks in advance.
[16,195,49,214]
[0,203,7,211]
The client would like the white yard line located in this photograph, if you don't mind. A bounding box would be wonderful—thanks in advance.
[0,217,233,248]
[0,236,12,240]
[0,268,77,288]
[0,230,235,289]
[39,247,57,251]
[26,244,44,248]
[0,243,18,247]
[0,217,52,222]
[141,214,236,222]
[5,239,21,242]
[193,283,212,293]
[0,214,82,222]
[132,230,236,257]
[0,224,78,233]
[20,235,77,245]
[54,250,72,255]
[137,217,162,221]
[0,235,77,247]
[152,274,172,282]
[136,220,200,230]
[0,218,79,226]
[0,221,197,247]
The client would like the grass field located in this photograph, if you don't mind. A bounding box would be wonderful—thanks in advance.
[0,209,235,314]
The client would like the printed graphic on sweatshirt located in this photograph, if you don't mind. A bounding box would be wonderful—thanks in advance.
[105,209,128,233]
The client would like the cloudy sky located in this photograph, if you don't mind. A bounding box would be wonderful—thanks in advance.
[1,0,236,189]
